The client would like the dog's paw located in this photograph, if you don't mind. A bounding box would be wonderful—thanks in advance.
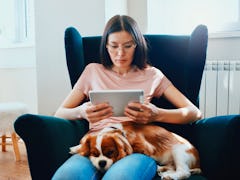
[190,168,201,174]
[157,165,175,179]
[158,171,174,180]
[158,170,191,180]
[157,165,174,173]
[69,144,81,154]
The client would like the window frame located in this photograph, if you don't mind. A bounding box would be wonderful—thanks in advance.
[0,0,34,48]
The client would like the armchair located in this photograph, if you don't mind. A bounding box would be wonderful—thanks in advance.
[14,25,240,180]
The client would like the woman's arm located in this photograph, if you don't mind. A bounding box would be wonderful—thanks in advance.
[156,84,202,124]
[125,84,202,124]
[54,88,113,122]
[54,88,86,120]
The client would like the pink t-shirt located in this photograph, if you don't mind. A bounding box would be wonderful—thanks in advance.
[73,63,172,130]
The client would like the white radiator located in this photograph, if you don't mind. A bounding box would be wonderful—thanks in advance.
[199,60,240,118]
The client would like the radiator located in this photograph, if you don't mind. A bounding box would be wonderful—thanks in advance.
[199,60,240,118]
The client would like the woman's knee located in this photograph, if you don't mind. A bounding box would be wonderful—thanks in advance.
[52,154,100,180]
[103,153,157,180]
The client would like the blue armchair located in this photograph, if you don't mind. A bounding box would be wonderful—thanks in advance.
[14,25,240,180]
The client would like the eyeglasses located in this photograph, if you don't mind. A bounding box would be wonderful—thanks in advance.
[107,43,137,53]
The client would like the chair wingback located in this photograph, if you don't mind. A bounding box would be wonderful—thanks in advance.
[64,27,85,87]
[185,25,208,106]
[64,25,208,108]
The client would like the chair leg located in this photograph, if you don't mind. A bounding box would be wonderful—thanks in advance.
[11,132,21,161]
[1,134,6,152]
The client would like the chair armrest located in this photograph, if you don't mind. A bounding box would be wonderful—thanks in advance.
[192,115,240,179]
[14,114,89,180]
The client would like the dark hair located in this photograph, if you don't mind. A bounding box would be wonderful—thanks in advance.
[100,15,148,69]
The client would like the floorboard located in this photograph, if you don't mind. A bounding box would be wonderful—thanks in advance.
[0,139,31,180]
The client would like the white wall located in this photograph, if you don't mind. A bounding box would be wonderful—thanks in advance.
[128,0,148,33]
[105,0,128,22]
[207,36,240,60]
[34,0,105,115]
[0,45,38,114]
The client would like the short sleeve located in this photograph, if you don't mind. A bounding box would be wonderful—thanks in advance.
[73,64,93,97]
[154,73,172,98]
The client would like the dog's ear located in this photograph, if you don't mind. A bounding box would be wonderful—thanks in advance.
[69,144,82,154]
[114,133,133,160]
[120,135,133,155]
[78,134,91,157]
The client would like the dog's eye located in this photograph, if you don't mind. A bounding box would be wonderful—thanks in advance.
[105,150,115,158]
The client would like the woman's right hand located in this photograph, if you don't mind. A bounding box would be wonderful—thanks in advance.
[78,101,113,124]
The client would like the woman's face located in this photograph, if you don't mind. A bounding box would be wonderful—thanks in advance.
[106,31,136,73]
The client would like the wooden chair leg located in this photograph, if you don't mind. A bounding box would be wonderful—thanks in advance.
[1,134,6,152]
[11,132,21,161]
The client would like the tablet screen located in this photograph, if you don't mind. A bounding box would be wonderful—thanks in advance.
[89,89,144,116]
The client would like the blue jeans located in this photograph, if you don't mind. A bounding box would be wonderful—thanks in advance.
[52,153,157,180]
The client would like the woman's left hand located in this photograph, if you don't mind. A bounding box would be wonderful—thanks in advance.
[124,102,159,124]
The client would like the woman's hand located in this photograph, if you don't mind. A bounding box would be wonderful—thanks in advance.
[124,102,159,124]
[78,101,113,124]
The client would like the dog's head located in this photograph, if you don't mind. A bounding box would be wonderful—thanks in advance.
[77,127,133,172]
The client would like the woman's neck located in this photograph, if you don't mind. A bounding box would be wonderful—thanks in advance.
[111,66,133,76]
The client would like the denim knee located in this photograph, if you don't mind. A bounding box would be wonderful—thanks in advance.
[52,154,100,180]
[103,153,157,180]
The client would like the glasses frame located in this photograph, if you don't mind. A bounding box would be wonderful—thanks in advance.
[106,43,137,53]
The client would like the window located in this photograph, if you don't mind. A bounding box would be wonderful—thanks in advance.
[0,0,34,47]
[147,0,240,35]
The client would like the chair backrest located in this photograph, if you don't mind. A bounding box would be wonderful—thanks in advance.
[64,25,208,109]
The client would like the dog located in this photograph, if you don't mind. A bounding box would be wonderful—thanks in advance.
[70,122,201,180]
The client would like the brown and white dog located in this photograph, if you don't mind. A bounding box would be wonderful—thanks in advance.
[70,122,201,180]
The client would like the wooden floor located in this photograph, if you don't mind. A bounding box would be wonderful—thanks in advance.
[0,138,31,180]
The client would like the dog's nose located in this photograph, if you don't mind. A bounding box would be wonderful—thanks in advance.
[99,160,107,168]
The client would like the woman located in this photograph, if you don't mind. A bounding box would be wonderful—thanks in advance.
[52,15,202,180]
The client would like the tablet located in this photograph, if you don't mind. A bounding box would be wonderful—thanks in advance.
[89,89,144,116]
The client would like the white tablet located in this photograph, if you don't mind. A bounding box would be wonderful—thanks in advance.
[89,89,144,116]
